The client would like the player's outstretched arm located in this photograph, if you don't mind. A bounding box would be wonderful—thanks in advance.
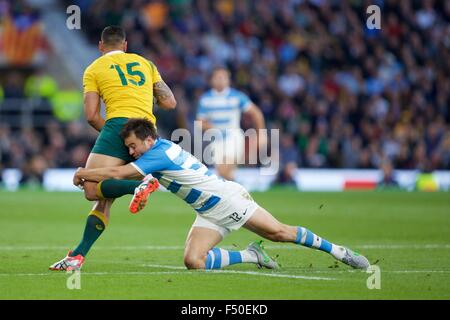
[245,103,267,147]
[84,92,105,131]
[153,80,177,110]
[73,164,143,186]
[245,103,265,130]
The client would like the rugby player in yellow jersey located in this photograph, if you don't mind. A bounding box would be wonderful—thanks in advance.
[49,26,176,271]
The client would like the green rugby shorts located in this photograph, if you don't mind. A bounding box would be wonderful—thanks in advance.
[91,117,135,163]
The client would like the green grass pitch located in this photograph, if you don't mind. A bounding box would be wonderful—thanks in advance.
[0,190,449,299]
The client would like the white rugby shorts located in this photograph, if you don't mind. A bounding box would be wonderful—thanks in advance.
[192,181,258,238]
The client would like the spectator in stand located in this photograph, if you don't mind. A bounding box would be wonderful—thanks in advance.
[19,154,48,188]
[3,72,25,98]
[377,160,400,189]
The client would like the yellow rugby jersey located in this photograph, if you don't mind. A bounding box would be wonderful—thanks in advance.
[83,51,162,122]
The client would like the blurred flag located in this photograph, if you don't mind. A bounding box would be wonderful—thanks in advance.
[0,8,48,66]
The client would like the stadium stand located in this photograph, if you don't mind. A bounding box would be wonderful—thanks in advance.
[1,0,449,189]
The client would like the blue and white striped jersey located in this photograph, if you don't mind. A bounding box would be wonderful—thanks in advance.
[197,88,252,131]
[130,138,225,213]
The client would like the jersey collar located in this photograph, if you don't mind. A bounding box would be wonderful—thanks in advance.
[150,138,162,150]
[211,87,230,96]
[104,50,124,56]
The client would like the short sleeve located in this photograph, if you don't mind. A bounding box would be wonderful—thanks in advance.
[238,91,252,112]
[131,142,171,175]
[82,67,98,94]
[148,61,163,84]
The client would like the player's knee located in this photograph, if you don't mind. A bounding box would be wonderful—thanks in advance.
[184,255,205,270]
[82,182,99,201]
[84,188,98,201]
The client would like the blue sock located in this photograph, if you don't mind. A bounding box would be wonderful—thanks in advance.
[294,226,335,254]
[205,248,257,269]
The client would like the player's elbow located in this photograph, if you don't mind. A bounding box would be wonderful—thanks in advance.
[252,108,264,123]
[85,112,94,121]
[247,105,264,123]
[159,97,177,110]
[85,112,99,125]
[86,118,97,128]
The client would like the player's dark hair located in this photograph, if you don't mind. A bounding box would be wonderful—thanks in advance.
[120,118,158,141]
[101,25,126,46]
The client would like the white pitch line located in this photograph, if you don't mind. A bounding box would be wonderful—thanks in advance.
[143,264,185,270]
[1,269,448,278]
[142,264,337,281]
[385,270,450,274]
[282,269,450,274]
[1,244,450,251]
[137,262,450,275]
[269,244,450,250]
[0,271,200,277]
[208,270,337,281]
[352,244,450,249]
[0,245,185,251]
[0,269,337,281]
[0,273,54,277]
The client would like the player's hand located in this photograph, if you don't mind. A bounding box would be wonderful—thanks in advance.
[73,167,85,189]
[257,131,267,150]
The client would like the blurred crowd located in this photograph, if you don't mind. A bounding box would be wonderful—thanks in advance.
[1,0,450,188]
[81,0,450,173]
[0,120,97,185]
[0,66,88,185]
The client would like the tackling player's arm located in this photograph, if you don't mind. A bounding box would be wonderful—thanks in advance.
[153,80,176,110]
[73,164,143,186]
[84,92,105,132]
